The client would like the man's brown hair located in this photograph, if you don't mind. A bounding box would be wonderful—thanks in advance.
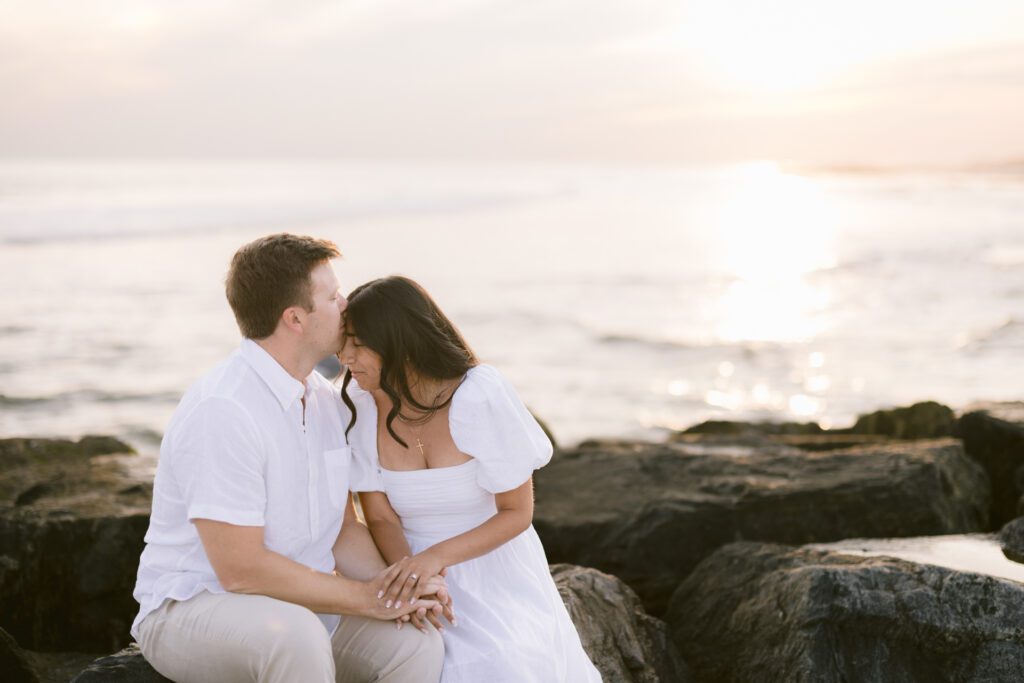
[225,233,341,339]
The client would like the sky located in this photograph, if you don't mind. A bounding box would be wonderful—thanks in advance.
[3,0,1024,166]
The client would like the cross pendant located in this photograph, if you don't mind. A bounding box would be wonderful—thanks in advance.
[415,438,425,456]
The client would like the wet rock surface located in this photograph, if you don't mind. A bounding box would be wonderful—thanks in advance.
[534,438,989,615]
[553,564,692,683]
[665,541,1024,683]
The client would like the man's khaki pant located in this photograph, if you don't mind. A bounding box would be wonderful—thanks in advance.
[137,591,444,683]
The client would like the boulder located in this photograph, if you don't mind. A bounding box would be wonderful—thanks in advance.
[533,438,989,615]
[957,402,1024,528]
[665,541,1024,683]
[70,644,169,683]
[552,564,692,683]
[844,400,957,439]
[0,436,151,652]
[999,516,1024,564]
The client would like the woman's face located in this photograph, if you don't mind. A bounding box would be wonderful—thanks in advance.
[339,326,383,391]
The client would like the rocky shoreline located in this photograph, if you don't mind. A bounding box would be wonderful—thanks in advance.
[2,400,1023,682]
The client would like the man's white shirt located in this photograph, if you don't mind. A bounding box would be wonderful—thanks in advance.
[131,339,352,638]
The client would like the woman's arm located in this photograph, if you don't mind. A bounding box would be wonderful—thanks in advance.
[360,491,415,566]
[379,478,534,608]
[332,493,389,580]
[351,491,454,631]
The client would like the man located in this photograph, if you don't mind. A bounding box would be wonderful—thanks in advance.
[132,234,446,682]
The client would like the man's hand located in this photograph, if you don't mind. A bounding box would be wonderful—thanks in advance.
[377,549,446,609]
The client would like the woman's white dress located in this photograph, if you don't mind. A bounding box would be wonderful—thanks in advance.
[348,364,602,683]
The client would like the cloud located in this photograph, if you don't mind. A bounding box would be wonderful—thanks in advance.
[1,0,1022,164]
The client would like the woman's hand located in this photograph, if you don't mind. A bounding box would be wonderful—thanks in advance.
[394,573,457,633]
[378,549,447,610]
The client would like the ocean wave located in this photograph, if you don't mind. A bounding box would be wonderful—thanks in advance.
[959,318,1024,352]
[597,333,696,351]
[0,191,559,246]
[0,389,182,407]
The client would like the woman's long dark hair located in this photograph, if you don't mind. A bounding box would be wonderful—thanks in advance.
[341,276,478,448]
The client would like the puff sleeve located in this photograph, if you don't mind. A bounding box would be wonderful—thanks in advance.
[344,382,385,492]
[450,364,553,493]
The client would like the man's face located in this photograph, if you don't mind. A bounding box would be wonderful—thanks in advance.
[305,261,347,357]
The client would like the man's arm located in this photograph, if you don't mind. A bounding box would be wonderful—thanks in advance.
[193,518,432,620]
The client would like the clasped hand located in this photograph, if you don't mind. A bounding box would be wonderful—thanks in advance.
[377,550,455,633]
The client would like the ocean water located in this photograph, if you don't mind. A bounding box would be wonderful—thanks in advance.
[0,159,1021,454]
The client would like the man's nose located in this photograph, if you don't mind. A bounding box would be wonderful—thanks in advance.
[338,294,348,313]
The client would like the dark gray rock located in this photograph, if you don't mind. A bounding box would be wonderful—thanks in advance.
[0,436,151,652]
[665,541,1024,683]
[1,626,39,683]
[533,438,989,615]
[999,516,1024,563]
[71,644,169,683]
[669,430,893,453]
[0,436,133,469]
[69,567,686,682]
[552,564,692,683]
[844,400,957,439]
[957,402,1024,528]
[680,419,824,436]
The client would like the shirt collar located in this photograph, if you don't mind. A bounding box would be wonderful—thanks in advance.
[239,339,308,411]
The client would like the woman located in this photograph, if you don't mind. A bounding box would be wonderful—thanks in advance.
[339,276,602,683]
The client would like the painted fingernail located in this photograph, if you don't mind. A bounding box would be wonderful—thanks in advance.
[395,600,402,609]
[452,619,458,627]
[386,600,393,608]
[377,591,384,599]
[410,597,417,605]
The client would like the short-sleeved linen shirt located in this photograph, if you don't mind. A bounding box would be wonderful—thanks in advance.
[131,339,352,638]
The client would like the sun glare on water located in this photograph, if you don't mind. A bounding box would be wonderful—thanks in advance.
[707,162,839,344]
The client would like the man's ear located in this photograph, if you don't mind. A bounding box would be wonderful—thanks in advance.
[280,305,305,334]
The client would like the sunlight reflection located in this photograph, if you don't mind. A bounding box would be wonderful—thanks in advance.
[710,162,838,344]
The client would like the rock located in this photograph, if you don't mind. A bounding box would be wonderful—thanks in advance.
[957,402,1024,528]
[999,517,1024,563]
[1,626,39,683]
[0,436,134,469]
[665,541,1024,683]
[66,566,687,683]
[552,564,692,683]
[531,412,558,451]
[844,400,956,439]
[533,438,989,615]
[71,644,169,683]
[680,420,824,436]
[669,431,893,453]
[315,354,342,380]
[0,436,151,652]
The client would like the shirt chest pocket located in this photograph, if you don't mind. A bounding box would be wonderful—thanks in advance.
[323,446,352,508]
